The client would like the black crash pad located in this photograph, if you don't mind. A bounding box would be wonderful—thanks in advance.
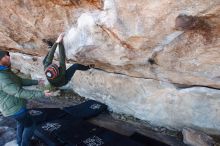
[29,100,107,124]
[32,100,146,146]
[63,100,108,119]
[28,108,67,124]
[35,118,144,146]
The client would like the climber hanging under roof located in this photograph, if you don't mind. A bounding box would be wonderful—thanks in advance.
[43,33,94,87]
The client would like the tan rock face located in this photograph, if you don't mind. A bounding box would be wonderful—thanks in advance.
[0,0,101,54]
[1,0,220,134]
[63,1,220,88]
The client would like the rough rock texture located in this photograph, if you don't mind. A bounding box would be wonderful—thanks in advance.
[1,0,220,135]
[182,128,215,146]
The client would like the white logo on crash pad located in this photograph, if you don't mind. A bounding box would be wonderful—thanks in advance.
[90,104,101,110]
[29,110,43,116]
[42,122,61,132]
[83,135,104,146]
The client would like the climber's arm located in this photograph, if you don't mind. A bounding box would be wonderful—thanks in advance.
[58,42,66,71]
[43,43,58,69]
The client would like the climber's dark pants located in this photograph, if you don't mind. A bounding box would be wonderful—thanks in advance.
[65,64,90,84]
[10,110,35,146]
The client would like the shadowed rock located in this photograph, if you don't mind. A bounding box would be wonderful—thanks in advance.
[182,128,215,146]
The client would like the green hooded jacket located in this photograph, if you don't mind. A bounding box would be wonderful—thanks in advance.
[0,68,44,116]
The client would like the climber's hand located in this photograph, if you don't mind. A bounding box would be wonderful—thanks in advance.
[38,79,45,86]
[56,33,65,43]
[44,90,52,97]
[44,90,61,97]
